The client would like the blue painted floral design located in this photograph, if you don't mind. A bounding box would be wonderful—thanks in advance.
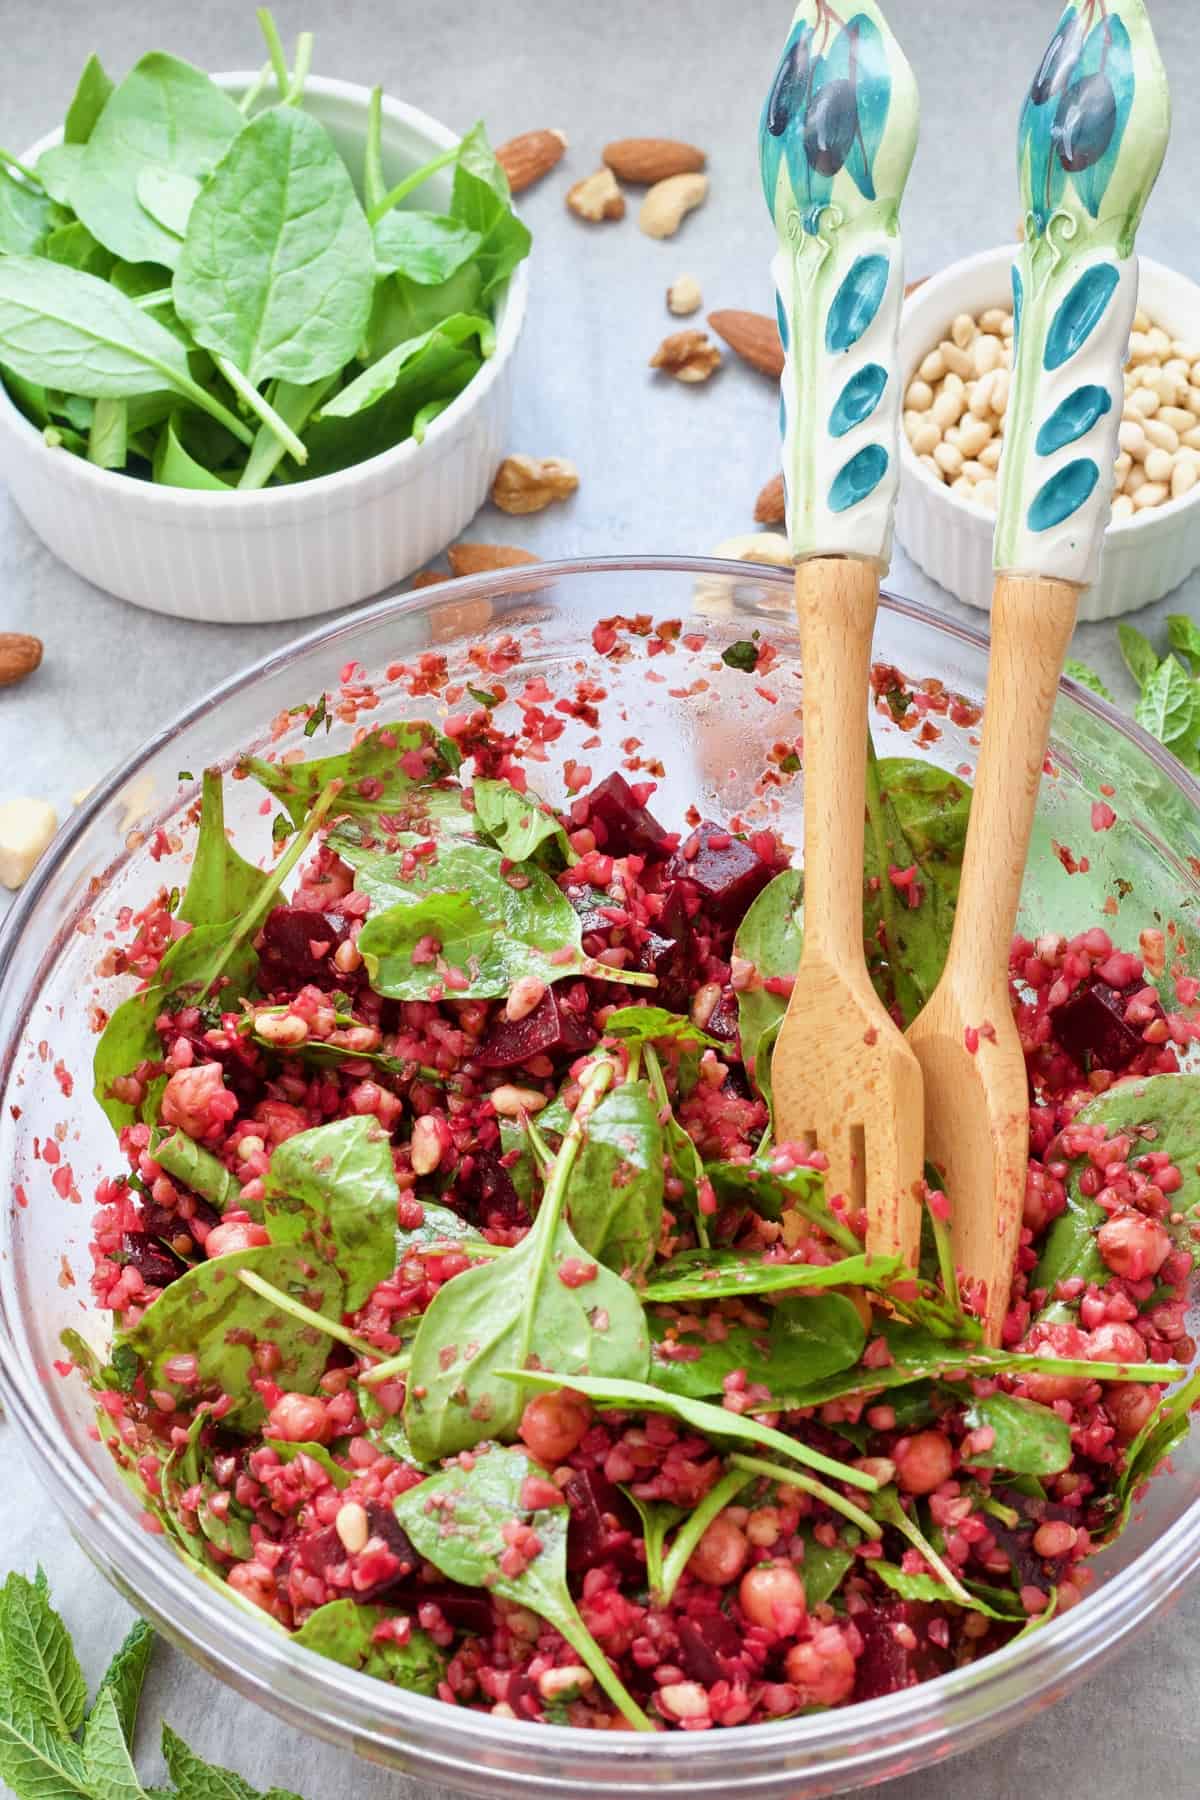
[1028,457,1101,530]
[829,444,889,512]
[1019,3,1135,235]
[1035,384,1112,454]
[760,7,893,231]
[1045,263,1120,369]
[829,363,888,437]
[825,253,890,352]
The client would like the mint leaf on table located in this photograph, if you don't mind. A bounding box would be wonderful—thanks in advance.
[1118,622,1160,691]
[1063,657,1114,701]
[1168,612,1200,671]
[82,1689,145,1800]
[93,1622,154,1748]
[0,1569,88,1740]
[162,1724,304,1800]
[1135,654,1196,748]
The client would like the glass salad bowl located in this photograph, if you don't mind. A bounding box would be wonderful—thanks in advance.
[0,557,1197,1799]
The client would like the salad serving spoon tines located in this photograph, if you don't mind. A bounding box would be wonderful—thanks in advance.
[907,0,1171,1343]
[761,0,924,1264]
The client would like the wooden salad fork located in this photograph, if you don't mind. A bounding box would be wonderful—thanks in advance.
[760,1,924,1263]
[907,0,1170,1341]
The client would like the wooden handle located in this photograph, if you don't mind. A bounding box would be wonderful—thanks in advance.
[794,556,879,964]
[942,573,1079,1008]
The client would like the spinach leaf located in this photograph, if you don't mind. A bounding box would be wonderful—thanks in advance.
[125,1244,342,1428]
[395,1197,496,1257]
[240,719,458,832]
[403,1058,649,1460]
[642,1043,709,1245]
[263,1115,399,1311]
[238,373,337,490]
[863,743,959,1024]
[292,1600,445,1695]
[64,53,114,145]
[870,1488,1025,1620]
[153,1129,240,1212]
[393,1446,651,1729]
[642,1247,899,1303]
[362,259,484,361]
[175,106,374,387]
[707,1150,860,1251]
[471,776,572,867]
[649,1290,865,1399]
[619,1490,686,1596]
[163,1411,255,1560]
[87,394,127,468]
[43,220,113,277]
[179,768,269,926]
[1094,1365,1200,1542]
[358,847,655,1002]
[449,122,532,297]
[568,1078,663,1278]
[356,1385,429,1469]
[92,923,258,1134]
[799,1530,856,1606]
[0,167,57,255]
[604,1005,719,1049]
[266,1439,353,1490]
[137,167,200,245]
[961,1391,1072,1476]
[317,313,492,421]
[154,411,231,489]
[34,142,84,209]
[74,53,243,266]
[373,210,483,282]
[1035,1074,1200,1319]
[1119,623,1159,691]
[658,1466,755,1602]
[0,255,252,443]
[733,868,802,1105]
[300,328,482,478]
[876,757,972,902]
[501,1370,880,1491]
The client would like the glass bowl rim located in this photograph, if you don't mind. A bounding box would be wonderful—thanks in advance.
[1,553,1198,1781]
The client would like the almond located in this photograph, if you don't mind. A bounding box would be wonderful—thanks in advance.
[567,169,625,223]
[412,570,450,588]
[708,310,783,378]
[496,128,567,195]
[447,544,541,577]
[754,473,785,525]
[0,633,43,688]
[603,137,706,184]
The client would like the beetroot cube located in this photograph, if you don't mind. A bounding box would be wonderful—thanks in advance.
[1053,979,1150,1073]
[458,1149,527,1226]
[637,882,692,1011]
[676,1614,748,1685]
[478,989,595,1068]
[585,772,671,859]
[563,1467,638,1571]
[668,822,774,926]
[258,906,350,993]
[705,989,740,1043]
[853,1601,951,1700]
[120,1231,187,1289]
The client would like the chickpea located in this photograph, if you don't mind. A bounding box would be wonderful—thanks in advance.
[894,1430,953,1495]
[206,1220,271,1258]
[739,1560,807,1633]
[266,1392,330,1443]
[1108,1383,1159,1441]
[1097,1213,1171,1281]
[518,1390,593,1464]
[688,1513,749,1586]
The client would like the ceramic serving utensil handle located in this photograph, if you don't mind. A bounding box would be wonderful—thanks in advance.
[762,3,925,1263]
[763,0,919,568]
[967,0,1171,1008]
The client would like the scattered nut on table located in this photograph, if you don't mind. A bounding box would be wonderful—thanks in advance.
[495,128,568,194]
[0,632,43,688]
[667,274,703,316]
[754,473,786,524]
[650,329,722,383]
[603,138,706,183]
[0,797,58,890]
[906,302,1200,517]
[639,171,708,239]
[709,532,793,567]
[491,455,580,515]
[566,168,625,222]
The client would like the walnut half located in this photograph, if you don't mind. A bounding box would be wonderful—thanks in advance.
[650,329,722,384]
[491,455,581,515]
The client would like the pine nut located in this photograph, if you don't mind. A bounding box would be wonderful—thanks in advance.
[979,440,1002,470]
[941,341,973,380]
[906,379,933,411]
[1118,419,1147,459]
[933,441,964,477]
[1172,460,1199,499]
[1111,493,1135,520]
[1159,407,1194,435]
[951,313,976,349]
[490,1083,549,1116]
[335,1501,369,1554]
[980,308,1009,335]
[932,390,964,430]
[1129,386,1160,417]
[1134,481,1169,509]
[1144,419,1179,454]
[1144,448,1174,484]
[919,350,946,384]
[974,335,1002,377]
[911,421,941,456]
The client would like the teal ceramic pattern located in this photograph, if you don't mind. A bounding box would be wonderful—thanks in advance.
[761,1,919,567]
[995,0,1170,584]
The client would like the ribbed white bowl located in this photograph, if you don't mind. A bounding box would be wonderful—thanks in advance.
[0,74,528,624]
[896,246,1200,621]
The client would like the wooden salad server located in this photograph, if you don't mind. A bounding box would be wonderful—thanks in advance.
[907,0,1170,1342]
[760,1,924,1262]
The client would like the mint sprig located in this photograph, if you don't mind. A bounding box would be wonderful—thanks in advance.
[1117,616,1200,773]
[0,1569,307,1800]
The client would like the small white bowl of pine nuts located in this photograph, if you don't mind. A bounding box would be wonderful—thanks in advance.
[895,245,1200,620]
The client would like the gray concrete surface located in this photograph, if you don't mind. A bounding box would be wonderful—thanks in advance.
[1,2,1198,1794]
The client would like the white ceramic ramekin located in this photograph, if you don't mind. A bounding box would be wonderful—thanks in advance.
[896,246,1200,621]
[0,75,529,624]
